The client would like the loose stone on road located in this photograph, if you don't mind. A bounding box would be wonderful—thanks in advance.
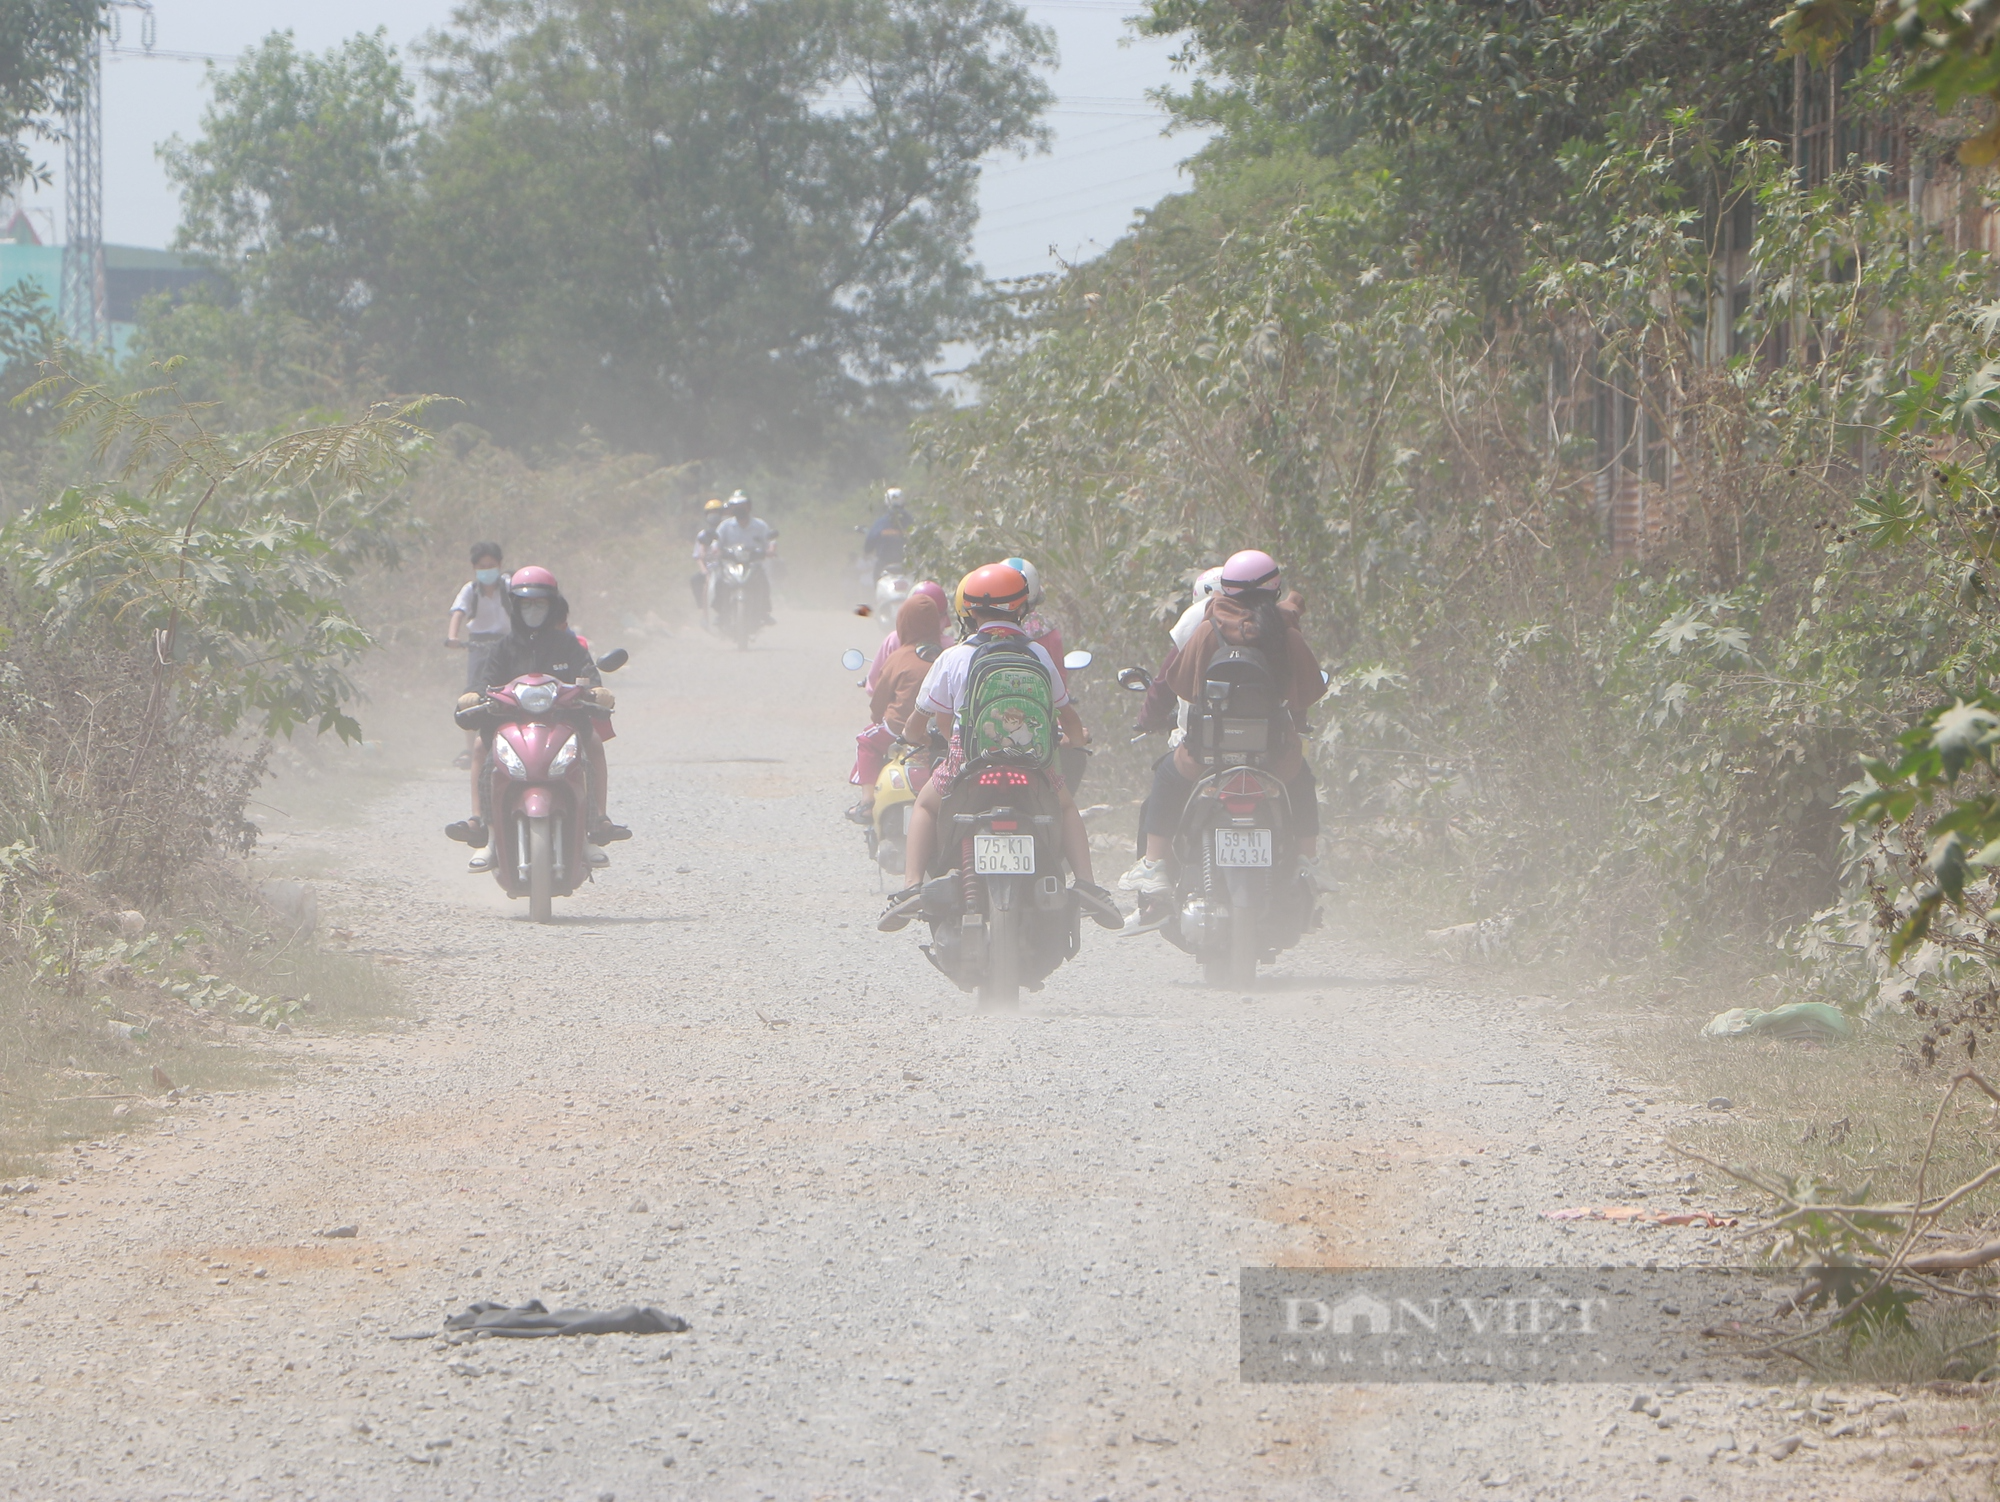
[0,610,1954,1498]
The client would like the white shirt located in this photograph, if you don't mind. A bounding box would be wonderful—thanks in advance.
[1167,597,1211,739]
[1169,597,1209,650]
[715,516,774,549]
[916,630,1069,719]
[452,578,512,636]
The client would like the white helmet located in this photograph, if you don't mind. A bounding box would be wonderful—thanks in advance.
[1002,556,1044,609]
[884,487,905,508]
[1192,565,1225,604]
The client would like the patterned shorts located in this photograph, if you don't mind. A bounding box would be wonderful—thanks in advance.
[931,736,1067,800]
[466,634,509,691]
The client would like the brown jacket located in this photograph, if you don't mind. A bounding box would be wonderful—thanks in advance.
[871,594,944,739]
[1165,616,1325,778]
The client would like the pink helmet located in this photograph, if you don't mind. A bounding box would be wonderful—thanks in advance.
[1218,549,1281,599]
[910,579,949,614]
[508,564,559,600]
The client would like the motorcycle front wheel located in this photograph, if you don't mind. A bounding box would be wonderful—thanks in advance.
[979,905,1021,1009]
[528,815,555,923]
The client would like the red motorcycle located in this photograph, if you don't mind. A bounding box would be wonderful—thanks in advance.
[458,648,627,922]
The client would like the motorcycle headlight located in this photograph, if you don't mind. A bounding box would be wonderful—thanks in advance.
[517,682,559,714]
[549,736,580,776]
[493,736,528,780]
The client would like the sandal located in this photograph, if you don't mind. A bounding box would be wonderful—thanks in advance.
[589,818,632,844]
[445,817,488,848]
[1073,881,1126,930]
[877,887,924,933]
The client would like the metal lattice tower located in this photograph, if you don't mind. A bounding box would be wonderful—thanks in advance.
[60,40,105,347]
[60,3,156,350]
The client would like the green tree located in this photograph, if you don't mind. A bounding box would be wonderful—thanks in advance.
[1142,0,1787,295]
[0,0,102,195]
[160,31,417,338]
[161,0,1055,456]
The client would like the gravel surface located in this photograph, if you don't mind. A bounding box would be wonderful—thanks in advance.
[0,609,1987,1499]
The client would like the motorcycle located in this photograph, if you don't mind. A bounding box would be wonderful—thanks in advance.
[1116,655,1317,987]
[709,541,769,648]
[838,649,936,882]
[904,647,1095,1007]
[873,566,913,620]
[458,648,628,923]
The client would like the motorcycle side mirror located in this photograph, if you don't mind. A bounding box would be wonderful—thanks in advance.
[1062,649,1093,671]
[1116,667,1151,692]
[596,648,629,673]
[1321,668,1331,687]
[841,648,867,671]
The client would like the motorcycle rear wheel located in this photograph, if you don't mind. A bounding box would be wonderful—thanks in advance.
[528,815,555,923]
[1204,907,1259,989]
[979,906,1020,1008]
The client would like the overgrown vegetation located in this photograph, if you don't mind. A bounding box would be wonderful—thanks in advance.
[0,333,431,1165]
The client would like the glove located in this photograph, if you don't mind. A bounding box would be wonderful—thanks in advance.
[456,692,484,711]
[588,688,616,712]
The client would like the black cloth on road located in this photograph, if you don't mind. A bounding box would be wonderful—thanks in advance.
[393,1299,691,1342]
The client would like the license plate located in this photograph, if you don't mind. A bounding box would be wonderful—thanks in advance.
[973,834,1036,875]
[1215,829,1273,867]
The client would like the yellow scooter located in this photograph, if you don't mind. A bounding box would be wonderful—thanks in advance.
[867,737,925,878]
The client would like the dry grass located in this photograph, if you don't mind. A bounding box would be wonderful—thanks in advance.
[0,899,398,1179]
[1559,991,2000,1383]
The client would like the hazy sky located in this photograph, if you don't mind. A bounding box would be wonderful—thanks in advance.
[13,0,1205,282]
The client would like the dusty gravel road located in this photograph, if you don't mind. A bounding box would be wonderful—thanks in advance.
[0,609,1985,1500]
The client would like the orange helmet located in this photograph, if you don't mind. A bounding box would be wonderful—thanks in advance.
[954,562,1031,629]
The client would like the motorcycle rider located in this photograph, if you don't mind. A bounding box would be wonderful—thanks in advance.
[879,563,1123,932]
[446,565,629,870]
[715,490,778,627]
[690,497,724,611]
[445,542,510,770]
[1004,555,1088,792]
[848,590,946,821]
[863,579,952,693]
[861,488,912,571]
[1132,564,1225,738]
[1117,549,1326,899]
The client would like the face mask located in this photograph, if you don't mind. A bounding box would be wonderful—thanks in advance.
[475,567,501,586]
[520,601,551,629]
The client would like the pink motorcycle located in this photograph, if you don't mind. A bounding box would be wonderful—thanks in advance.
[459,648,627,922]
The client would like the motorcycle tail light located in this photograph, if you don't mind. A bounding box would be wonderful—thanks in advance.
[977,769,1033,787]
[493,736,528,780]
[1222,797,1261,816]
[988,819,1018,831]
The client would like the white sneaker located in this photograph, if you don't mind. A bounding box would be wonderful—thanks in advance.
[586,844,610,868]
[1117,857,1170,896]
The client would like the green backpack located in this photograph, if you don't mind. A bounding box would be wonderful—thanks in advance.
[960,629,1057,770]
